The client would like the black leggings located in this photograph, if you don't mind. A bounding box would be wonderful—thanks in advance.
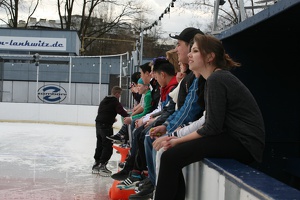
[154,133,254,200]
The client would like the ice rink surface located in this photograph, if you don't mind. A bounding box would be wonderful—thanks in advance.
[0,122,121,200]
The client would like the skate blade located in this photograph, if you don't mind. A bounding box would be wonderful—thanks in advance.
[92,170,100,174]
[99,172,112,177]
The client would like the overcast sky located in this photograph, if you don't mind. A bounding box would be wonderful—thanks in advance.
[2,0,263,37]
[142,0,212,36]
[18,0,212,38]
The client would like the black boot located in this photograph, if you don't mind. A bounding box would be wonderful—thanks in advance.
[129,179,154,200]
[111,168,130,180]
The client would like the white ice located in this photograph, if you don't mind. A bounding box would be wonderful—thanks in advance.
[0,122,121,200]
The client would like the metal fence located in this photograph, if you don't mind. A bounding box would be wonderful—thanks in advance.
[0,52,138,108]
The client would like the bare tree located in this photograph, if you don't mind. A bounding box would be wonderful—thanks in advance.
[55,0,151,54]
[0,0,39,27]
[57,0,74,29]
[178,0,272,31]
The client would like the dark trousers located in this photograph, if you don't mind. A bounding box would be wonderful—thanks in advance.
[124,124,150,172]
[93,123,113,164]
[124,125,145,171]
[134,125,152,171]
[154,133,254,200]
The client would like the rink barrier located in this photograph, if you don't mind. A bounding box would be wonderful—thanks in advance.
[0,102,123,129]
[183,158,300,200]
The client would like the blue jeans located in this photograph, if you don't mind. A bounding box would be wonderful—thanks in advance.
[144,131,156,185]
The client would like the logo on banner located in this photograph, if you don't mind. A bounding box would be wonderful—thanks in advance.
[38,84,67,103]
[0,36,66,51]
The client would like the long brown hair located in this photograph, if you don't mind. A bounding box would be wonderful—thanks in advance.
[166,49,180,72]
[193,34,241,70]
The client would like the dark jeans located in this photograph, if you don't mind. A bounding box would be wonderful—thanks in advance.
[124,125,145,171]
[133,124,152,171]
[154,133,254,200]
[124,124,151,172]
[93,123,113,164]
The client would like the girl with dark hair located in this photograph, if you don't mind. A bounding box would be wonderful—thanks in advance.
[154,34,265,200]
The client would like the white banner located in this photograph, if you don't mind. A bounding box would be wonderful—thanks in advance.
[0,36,66,51]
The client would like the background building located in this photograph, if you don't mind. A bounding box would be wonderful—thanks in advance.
[0,28,150,107]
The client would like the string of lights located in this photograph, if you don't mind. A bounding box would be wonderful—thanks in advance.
[143,0,176,32]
